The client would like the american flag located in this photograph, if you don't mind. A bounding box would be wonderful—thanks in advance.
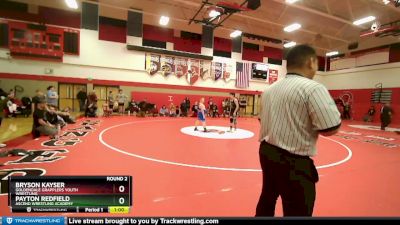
[236,62,251,88]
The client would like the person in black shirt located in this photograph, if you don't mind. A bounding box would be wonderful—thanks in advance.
[229,93,239,132]
[46,105,66,128]
[211,103,219,118]
[77,88,87,112]
[380,103,392,131]
[32,99,58,139]
[185,97,190,117]
[180,100,187,117]
[32,90,46,111]
[191,101,199,117]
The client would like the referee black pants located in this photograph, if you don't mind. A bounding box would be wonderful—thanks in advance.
[256,141,319,217]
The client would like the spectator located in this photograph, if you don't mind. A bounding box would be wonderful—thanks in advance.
[108,90,115,113]
[0,95,6,147]
[207,102,213,117]
[208,97,213,107]
[363,106,376,122]
[8,89,15,99]
[151,104,158,117]
[32,90,46,111]
[59,107,76,124]
[159,105,169,117]
[211,103,219,118]
[76,88,87,112]
[6,94,18,117]
[138,99,147,111]
[116,89,127,115]
[46,86,59,107]
[169,103,177,117]
[222,98,230,118]
[85,91,98,117]
[32,99,58,139]
[46,105,66,129]
[180,100,187,117]
[127,99,139,114]
[343,103,351,120]
[185,97,190,117]
[380,103,392,131]
[191,101,199,117]
[20,96,32,117]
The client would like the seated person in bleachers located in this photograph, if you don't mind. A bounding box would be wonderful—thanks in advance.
[169,103,177,117]
[46,105,66,129]
[159,105,169,117]
[138,99,148,111]
[32,99,58,139]
[102,103,112,117]
[32,90,46,111]
[20,96,32,117]
[151,104,158,117]
[59,107,76,124]
[364,105,376,122]
[85,91,98,118]
[127,99,140,114]
[207,102,213,117]
[211,103,219,118]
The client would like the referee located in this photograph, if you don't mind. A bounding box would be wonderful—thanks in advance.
[256,45,341,217]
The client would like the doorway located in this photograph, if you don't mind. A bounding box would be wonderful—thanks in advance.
[93,85,119,111]
[58,83,86,111]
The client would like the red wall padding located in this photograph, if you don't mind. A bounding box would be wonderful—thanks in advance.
[318,56,326,71]
[173,37,201,53]
[39,6,80,28]
[0,9,40,23]
[389,45,400,63]
[263,47,283,60]
[143,24,174,42]
[329,88,400,124]
[242,48,264,62]
[131,92,227,113]
[214,37,232,52]
[99,24,127,43]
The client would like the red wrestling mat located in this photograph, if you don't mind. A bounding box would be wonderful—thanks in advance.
[0,118,399,217]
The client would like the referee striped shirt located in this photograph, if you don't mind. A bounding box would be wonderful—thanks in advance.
[259,73,341,156]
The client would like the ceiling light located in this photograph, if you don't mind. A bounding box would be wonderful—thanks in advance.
[286,0,300,3]
[353,16,376,25]
[65,0,78,9]
[230,30,242,38]
[209,10,221,18]
[283,41,296,48]
[383,0,390,5]
[159,16,170,26]
[326,51,339,57]
[284,23,301,32]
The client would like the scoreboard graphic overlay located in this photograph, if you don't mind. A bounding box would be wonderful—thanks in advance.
[8,176,132,213]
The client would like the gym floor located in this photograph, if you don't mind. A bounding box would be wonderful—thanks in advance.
[0,116,399,216]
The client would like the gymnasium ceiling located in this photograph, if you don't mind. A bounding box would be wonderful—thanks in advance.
[9,0,400,55]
